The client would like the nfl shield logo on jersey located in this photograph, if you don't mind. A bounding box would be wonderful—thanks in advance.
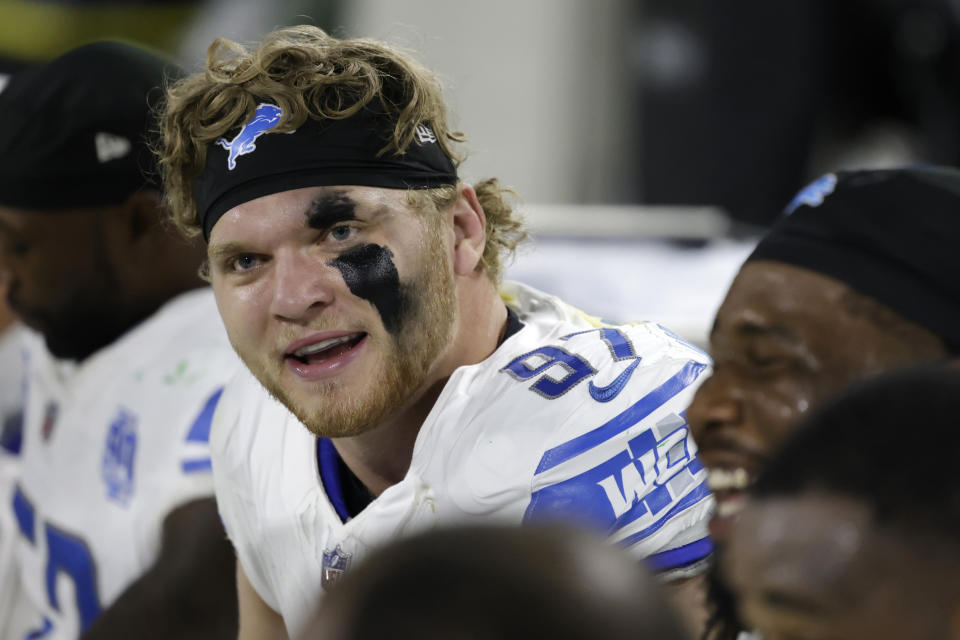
[321,544,352,589]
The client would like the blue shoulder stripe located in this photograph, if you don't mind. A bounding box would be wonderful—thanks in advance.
[185,387,224,444]
[181,458,213,473]
[644,536,714,572]
[535,360,707,474]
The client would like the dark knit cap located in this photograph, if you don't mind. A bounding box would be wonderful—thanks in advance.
[0,41,181,210]
[747,166,960,351]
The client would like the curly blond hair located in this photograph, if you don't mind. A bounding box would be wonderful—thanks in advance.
[156,25,525,281]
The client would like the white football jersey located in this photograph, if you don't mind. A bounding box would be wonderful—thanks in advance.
[212,282,715,636]
[3,289,239,639]
[0,324,31,628]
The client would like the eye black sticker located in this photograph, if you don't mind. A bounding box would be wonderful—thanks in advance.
[329,244,410,334]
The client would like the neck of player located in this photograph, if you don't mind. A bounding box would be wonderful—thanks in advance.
[331,277,508,497]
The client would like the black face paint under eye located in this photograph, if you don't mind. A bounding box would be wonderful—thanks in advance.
[306,192,357,230]
[329,244,411,334]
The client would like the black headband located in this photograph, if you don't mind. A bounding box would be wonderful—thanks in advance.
[194,103,459,240]
[747,167,960,351]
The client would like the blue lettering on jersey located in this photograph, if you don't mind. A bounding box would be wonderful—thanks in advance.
[784,173,837,215]
[525,416,708,537]
[216,103,284,170]
[501,346,597,398]
[560,327,637,361]
[101,407,138,507]
[12,486,103,633]
[45,523,101,630]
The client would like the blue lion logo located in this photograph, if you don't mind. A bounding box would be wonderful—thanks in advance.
[216,103,284,170]
[784,173,837,216]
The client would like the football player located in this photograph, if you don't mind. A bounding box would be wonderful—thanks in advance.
[0,43,239,638]
[159,26,714,638]
[687,167,958,534]
[722,366,960,640]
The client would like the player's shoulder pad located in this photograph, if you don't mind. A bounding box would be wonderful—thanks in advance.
[443,320,711,542]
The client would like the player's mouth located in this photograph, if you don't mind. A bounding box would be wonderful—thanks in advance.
[283,331,368,379]
[707,467,752,517]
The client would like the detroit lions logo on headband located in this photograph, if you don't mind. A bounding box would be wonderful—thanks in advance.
[216,103,284,170]
[784,173,837,216]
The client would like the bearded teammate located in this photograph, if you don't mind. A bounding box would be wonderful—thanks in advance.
[0,44,239,638]
[159,26,714,638]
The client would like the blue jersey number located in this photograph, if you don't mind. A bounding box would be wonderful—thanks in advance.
[501,328,640,401]
[12,485,102,635]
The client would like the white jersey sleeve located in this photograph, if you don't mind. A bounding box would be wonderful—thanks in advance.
[209,367,292,615]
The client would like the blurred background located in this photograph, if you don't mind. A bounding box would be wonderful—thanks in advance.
[3,0,958,344]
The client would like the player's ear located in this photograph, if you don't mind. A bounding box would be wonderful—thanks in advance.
[122,189,163,242]
[102,189,162,250]
[451,183,486,277]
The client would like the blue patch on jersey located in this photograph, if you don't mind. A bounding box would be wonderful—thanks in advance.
[525,416,708,539]
[216,103,284,170]
[784,173,837,215]
[101,408,138,507]
[534,360,707,473]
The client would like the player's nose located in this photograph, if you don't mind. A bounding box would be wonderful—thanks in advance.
[268,250,336,322]
[687,369,745,442]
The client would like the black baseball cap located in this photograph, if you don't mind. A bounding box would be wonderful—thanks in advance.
[747,166,960,351]
[0,41,181,210]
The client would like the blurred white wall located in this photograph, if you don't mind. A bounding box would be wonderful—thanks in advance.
[342,0,635,204]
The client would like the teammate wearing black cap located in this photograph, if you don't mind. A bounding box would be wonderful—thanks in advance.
[688,167,957,532]
[0,42,239,638]
[159,26,716,639]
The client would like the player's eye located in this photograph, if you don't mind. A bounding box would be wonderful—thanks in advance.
[328,224,355,242]
[228,254,262,273]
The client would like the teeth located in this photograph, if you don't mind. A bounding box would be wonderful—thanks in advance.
[293,335,355,358]
[707,467,751,491]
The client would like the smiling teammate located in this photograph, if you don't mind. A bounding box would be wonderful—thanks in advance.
[686,167,958,534]
[159,26,714,638]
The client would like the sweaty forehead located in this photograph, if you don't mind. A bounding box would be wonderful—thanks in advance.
[713,261,854,340]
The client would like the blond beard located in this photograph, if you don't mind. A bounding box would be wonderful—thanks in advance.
[243,228,457,439]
